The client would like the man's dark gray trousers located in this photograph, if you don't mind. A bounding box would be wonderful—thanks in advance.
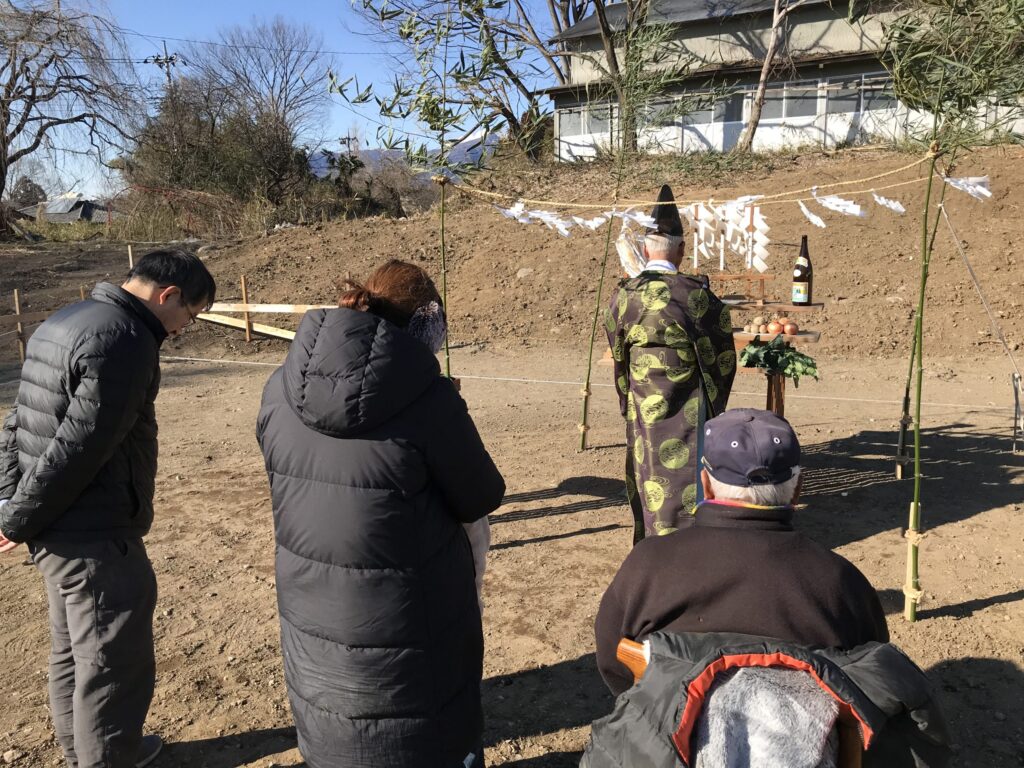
[29,538,157,768]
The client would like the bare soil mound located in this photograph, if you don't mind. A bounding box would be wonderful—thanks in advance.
[189,145,1024,364]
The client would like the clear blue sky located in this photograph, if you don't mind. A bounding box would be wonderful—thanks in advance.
[106,0,393,149]
[58,0,562,195]
[55,0,407,194]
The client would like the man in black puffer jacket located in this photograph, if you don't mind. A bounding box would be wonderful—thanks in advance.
[0,250,215,768]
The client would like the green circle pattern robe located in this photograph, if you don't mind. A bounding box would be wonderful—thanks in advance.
[606,271,736,544]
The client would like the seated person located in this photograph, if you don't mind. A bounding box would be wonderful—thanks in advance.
[595,408,889,696]
[586,410,951,767]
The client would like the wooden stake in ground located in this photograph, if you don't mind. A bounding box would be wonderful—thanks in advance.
[13,288,25,363]
[127,244,134,270]
[240,274,252,343]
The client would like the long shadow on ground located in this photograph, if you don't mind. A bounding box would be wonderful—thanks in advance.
[493,476,625,525]
[493,423,1022,554]
[926,657,1024,766]
[484,654,613,749]
[498,756,581,767]
[794,423,1022,551]
[164,726,298,767]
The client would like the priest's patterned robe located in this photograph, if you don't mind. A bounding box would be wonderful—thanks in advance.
[607,270,736,544]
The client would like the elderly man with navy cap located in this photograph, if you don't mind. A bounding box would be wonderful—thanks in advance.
[594,408,889,696]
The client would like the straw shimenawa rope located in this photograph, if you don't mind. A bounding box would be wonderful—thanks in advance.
[446,153,934,210]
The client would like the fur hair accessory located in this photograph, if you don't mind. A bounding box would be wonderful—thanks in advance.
[406,301,447,353]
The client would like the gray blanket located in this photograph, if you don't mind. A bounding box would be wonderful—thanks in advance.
[694,667,840,768]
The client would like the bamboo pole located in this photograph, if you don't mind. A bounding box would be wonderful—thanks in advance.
[439,178,451,378]
[240,274,252,343]
[904,154,939,623]
[580,206,619,450]
[13,289,25,363]
[902,5,960,621]
[579,139,630,450]
[895,162,953,479]
[438,2,452,380]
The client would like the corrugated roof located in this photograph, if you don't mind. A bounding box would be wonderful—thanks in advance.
[40,192,85,215]
[551,0,829,42]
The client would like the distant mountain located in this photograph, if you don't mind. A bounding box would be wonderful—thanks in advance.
[310,133,501,181]
[309,148,405,179]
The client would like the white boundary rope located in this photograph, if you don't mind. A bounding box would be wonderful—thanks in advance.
[154,355,1012,412]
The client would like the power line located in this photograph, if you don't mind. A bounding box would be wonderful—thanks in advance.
[111,24,388,58]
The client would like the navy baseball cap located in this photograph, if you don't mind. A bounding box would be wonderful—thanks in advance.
[701,409,800,486]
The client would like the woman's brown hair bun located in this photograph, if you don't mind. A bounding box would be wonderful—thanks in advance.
[337,261,440,328]
[337,278,376,314]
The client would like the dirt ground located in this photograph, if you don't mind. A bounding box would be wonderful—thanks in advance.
[1,146,1023,767]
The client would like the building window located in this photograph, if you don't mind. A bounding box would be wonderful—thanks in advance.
[560,108,583,137]
[863,78,898,111]
[720,92,745,123]
[644,99,678,128]
[785,82,819,118]
[683,105,715,125]
[589,104,612,134]
[761,87,782,120]
[828,78,862,114]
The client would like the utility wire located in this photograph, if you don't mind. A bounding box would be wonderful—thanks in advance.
[938,203,1021,379]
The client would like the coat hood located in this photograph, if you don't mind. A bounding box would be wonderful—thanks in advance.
[282,308,441,437]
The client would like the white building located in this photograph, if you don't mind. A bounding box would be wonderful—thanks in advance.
[544,0,1012,159]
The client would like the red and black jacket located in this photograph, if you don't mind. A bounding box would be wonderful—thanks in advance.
[582,631,951,768]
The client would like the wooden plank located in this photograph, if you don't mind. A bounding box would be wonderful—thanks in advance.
[0,310,51,330]
[710,273,777,282]
[207,303,335,314]
[733,329,821,344]
[197,312,295,341]
[724,301,825,313]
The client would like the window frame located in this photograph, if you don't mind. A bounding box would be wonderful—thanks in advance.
[558,107,584,137]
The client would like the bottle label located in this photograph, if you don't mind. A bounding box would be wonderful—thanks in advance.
[792,282,809,303]
[795,257,810,267]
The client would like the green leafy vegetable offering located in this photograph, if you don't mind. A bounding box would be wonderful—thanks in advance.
[739,335,819,387]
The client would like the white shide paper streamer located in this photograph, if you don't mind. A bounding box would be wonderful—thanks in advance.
[872,191,906,214]
[812,186,865,218]
[799,200,827,228]
[943,175,991,200]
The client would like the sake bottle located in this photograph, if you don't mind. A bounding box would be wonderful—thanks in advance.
[792,236,813,305]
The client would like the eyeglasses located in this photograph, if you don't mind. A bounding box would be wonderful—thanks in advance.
[179,297,199,328]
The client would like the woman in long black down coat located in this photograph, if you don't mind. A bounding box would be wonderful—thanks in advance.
[257,260,505,768]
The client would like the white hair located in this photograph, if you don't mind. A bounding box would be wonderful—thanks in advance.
[708,467,801,506]
[644,233,683,261]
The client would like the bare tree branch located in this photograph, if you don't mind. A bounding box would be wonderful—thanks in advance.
[1,0,139,226]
